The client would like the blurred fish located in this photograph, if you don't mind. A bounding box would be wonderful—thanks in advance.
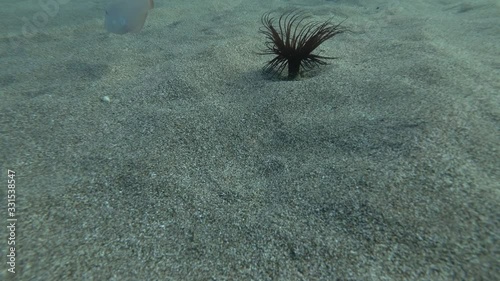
[104,0,154,34]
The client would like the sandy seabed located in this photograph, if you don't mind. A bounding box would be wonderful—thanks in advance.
[1,0,499,280]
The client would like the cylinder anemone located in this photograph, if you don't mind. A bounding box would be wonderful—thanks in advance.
[259,11,345,79]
